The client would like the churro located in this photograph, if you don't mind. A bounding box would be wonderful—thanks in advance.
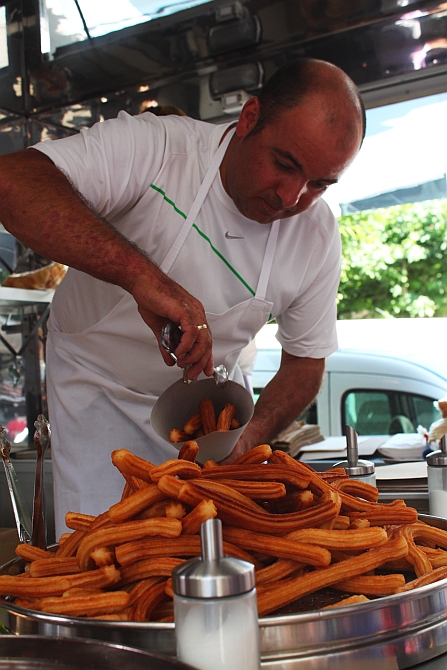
[199,398,216,435]
[256,537,408,616]
[233,444,272,465]
[36,590,130,617]
[76,518,182,571]
[178,440,200,462]
[107,484,167,523]
[29,557,80,578]
[0,564,120,598]
[286,527,388,551]
[169,429,188,443]
[222,527,331,567]
[183,413,202,436]
[332,573,406,595]
[217,403,237,431]
[149,459,202,482]
[114,536,263,570]
[111,449,155,483]
[181,499,217,535]
[119,557,186,586]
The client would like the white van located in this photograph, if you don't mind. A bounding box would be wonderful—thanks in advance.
[252,325,447,437]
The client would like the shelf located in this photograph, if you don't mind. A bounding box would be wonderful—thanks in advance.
[0,287,54,309]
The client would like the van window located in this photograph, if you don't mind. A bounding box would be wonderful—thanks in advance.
[341,389,441,436]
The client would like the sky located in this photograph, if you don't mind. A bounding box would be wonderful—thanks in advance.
[324,93,447,216]
[324,92,447,214]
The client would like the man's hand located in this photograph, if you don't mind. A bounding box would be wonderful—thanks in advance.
[131,274,215,380]
[220,352,325,464]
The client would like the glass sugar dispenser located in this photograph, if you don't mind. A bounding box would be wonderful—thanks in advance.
[172,518,260,670]
[427,434,447,519]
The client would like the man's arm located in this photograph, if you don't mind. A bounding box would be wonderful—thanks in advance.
[0,149,214,379]
[222,350,325,463]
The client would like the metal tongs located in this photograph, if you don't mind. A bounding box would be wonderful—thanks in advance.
[161,320,228,388]
[31,414,51,550]
[0,425,32,544]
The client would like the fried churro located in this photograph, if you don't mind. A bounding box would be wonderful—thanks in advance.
[199,398,216,435]
[233,444,272,465]
[223,527,331,567]
[256,537,408,616]
[36,590,130,617]
[76,518,182,571]
[178,440,200,462]
[217,404,237,431]
[107,484,167,523]
[0,564,120,598]
[111,449,155,482]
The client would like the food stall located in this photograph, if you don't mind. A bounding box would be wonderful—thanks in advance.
[1,0,447,667]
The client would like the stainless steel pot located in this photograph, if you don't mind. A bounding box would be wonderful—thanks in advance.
[0,635,195,669]
[1,515,447,669]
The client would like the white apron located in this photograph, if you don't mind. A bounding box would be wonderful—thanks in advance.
[47,128,280,537]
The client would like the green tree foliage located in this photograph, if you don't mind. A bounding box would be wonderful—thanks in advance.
[337,200,447,319]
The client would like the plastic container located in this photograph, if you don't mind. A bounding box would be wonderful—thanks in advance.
[427,435,447,519]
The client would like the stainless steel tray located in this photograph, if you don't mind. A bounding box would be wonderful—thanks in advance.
[0,635,194,669]
[1,514,447,669]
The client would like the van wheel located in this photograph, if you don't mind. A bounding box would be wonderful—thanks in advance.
[388,415,415,435]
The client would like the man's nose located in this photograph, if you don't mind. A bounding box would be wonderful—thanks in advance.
[276,177,308,209]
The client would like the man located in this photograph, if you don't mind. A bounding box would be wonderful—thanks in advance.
[0,58,364,536]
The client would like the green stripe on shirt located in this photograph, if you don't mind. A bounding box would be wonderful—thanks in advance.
[150,183,255,296]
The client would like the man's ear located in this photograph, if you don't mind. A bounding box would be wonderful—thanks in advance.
[235,97,260,137]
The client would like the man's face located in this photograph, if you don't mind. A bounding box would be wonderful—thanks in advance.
[222,95,362,224]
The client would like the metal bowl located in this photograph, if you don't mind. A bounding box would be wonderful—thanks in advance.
[0,635,194,669]
[1,515,447,669]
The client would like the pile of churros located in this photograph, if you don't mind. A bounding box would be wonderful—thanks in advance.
[2,443,447,622]
[169,398,241,443]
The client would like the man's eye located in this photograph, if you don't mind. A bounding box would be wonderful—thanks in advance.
[312,181,329,191]
[275,158,293,172]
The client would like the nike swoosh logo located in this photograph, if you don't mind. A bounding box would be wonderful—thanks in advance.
[225,231,245,239]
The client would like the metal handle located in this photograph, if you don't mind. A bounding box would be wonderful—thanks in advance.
[31,415,51,550]
[0,427,32,544]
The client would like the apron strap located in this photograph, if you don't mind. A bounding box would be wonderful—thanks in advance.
[160,128,235,275]
[255,220,280,301]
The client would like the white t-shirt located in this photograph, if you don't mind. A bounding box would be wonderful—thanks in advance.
[34,111,341,359]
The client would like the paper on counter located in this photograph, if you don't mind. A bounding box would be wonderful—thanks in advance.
[377,433,426,460]
[375,460,427,480]
[299,435,387,461]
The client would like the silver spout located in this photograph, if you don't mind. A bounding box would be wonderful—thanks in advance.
[201,518,224,562]
[346,425,359,468]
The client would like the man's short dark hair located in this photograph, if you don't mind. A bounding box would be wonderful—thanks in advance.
[252,58,366,141]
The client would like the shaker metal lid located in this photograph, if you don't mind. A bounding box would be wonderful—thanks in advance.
[333,459,376,476]
[333,425,375,476]
[172,518,255,598]
[427,435,447,466]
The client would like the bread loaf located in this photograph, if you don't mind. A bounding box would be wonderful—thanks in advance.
[2,262,67,290]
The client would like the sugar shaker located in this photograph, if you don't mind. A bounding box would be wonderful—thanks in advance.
[427,435,447,519]
[172,518,260,670]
